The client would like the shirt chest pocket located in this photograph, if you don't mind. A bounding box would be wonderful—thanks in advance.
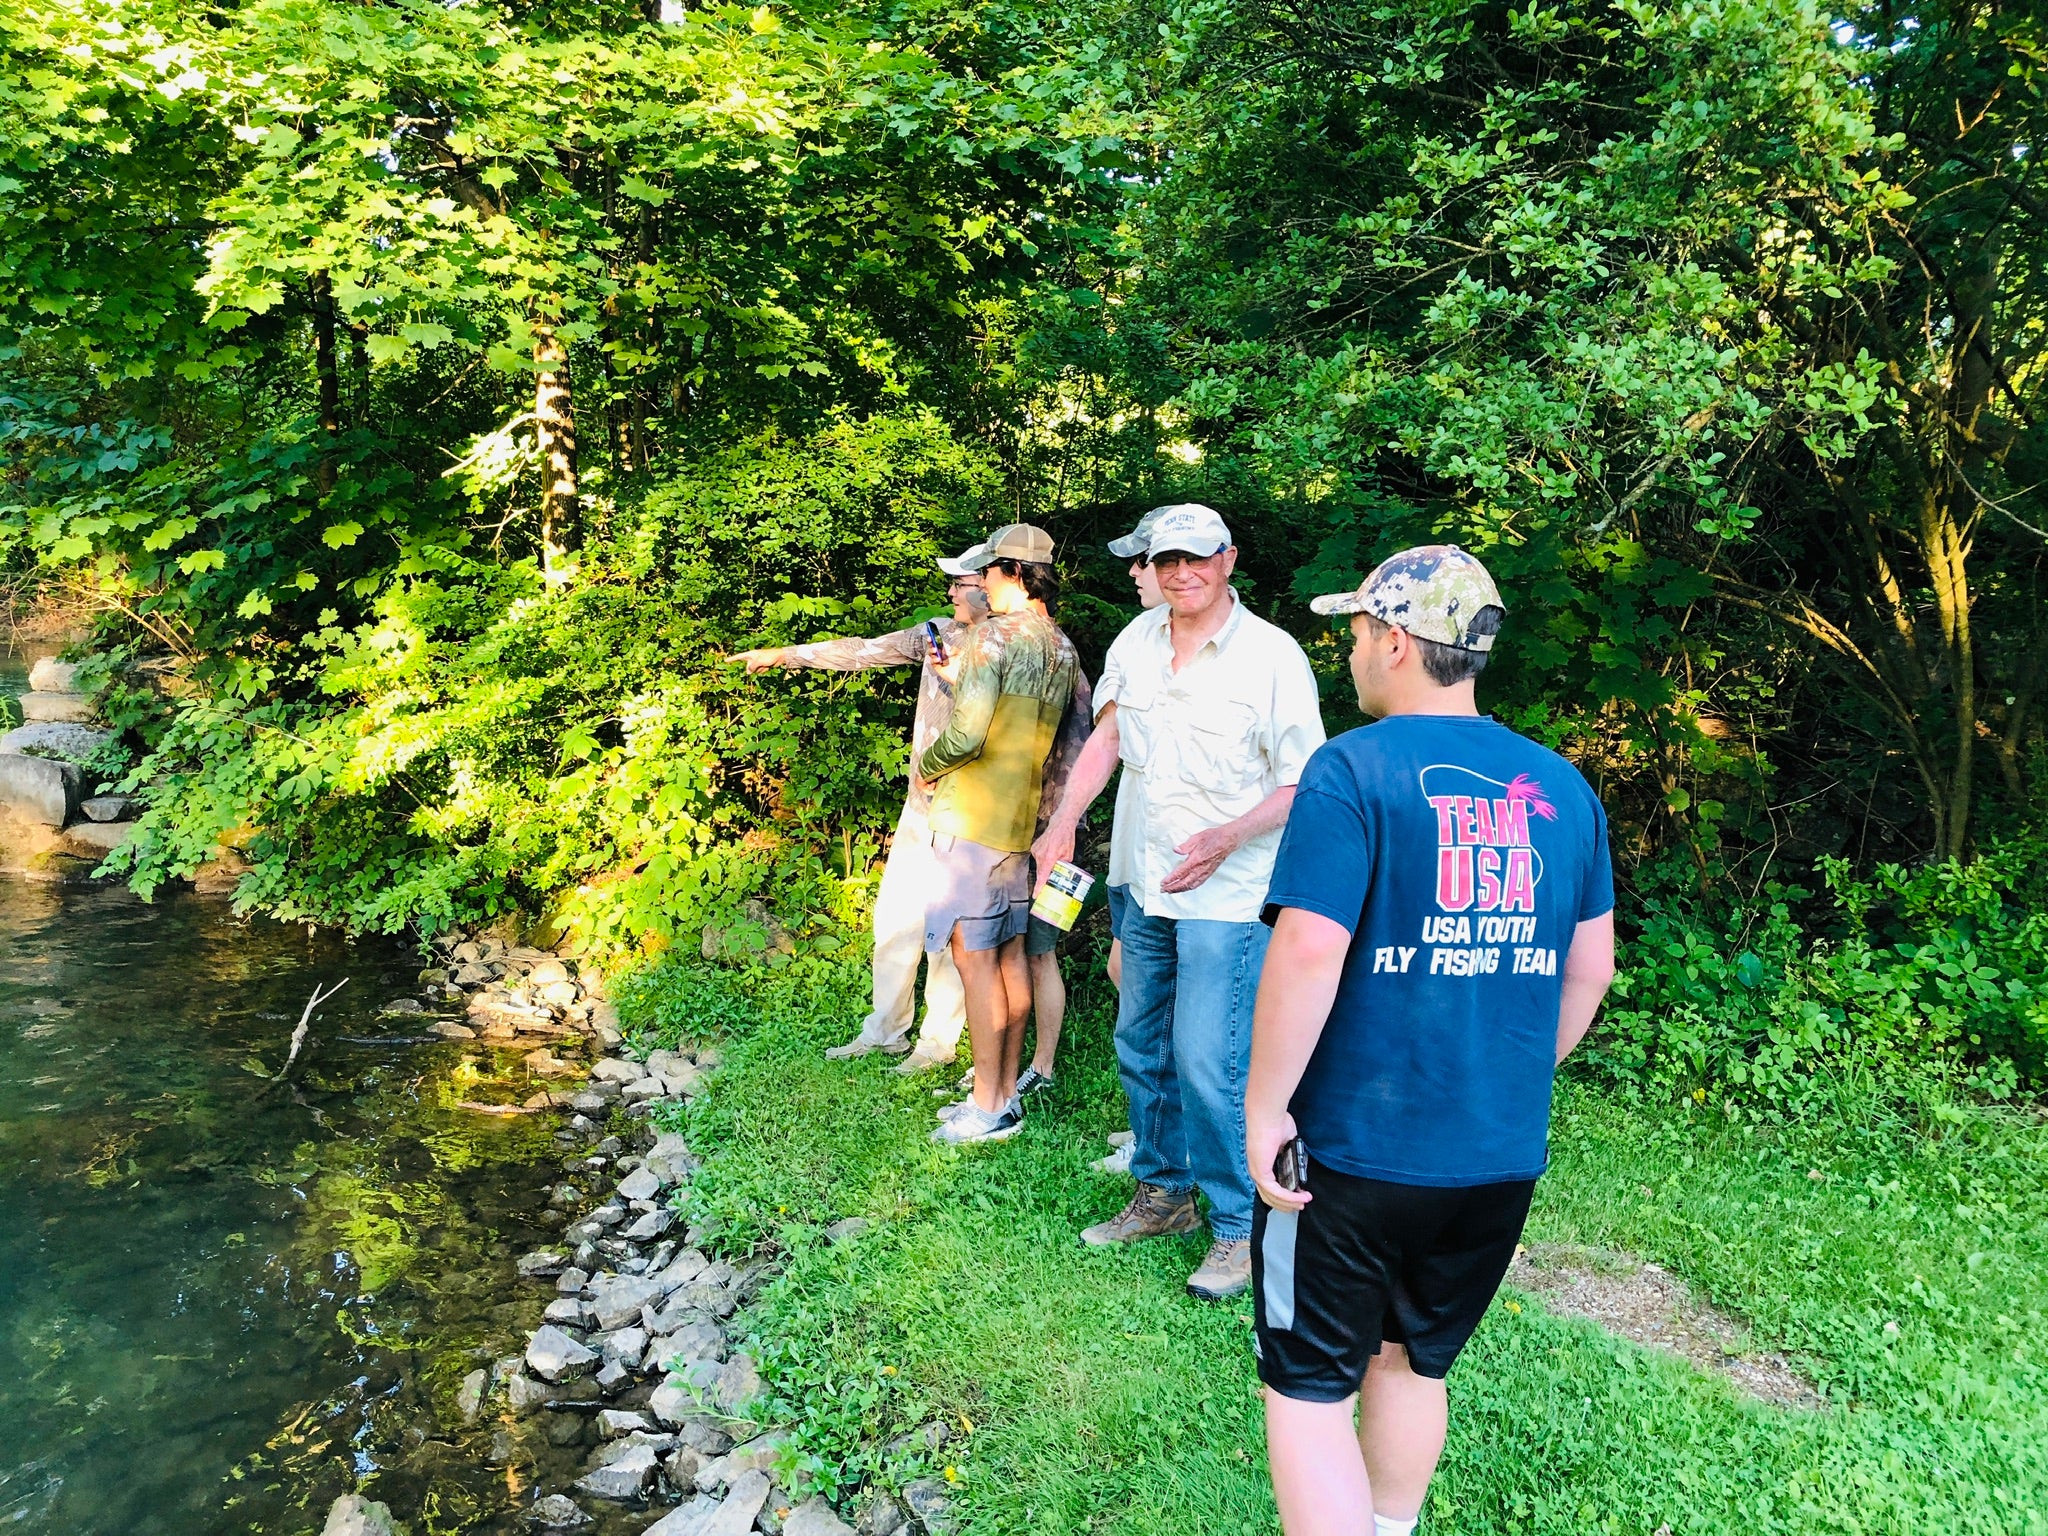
[1172,699,1263,789]
[1116,678,1160,770]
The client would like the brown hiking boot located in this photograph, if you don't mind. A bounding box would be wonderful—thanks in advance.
[1080,1182,1201,1247]
[1186,1238,1252,1300]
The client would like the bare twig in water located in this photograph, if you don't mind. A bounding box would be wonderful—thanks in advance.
[279,978,349,1079]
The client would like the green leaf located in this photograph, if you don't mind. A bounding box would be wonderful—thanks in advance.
[322,520,365,549]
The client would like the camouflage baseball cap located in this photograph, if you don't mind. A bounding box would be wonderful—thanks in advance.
[1309,545,1505,650]
[1109,503,1188,559]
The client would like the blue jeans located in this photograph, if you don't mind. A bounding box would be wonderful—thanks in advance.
[1114,906,1271,1242]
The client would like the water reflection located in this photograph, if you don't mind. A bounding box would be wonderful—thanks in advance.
[0,881,563,1534]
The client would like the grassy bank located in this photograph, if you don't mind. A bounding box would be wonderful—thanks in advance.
[624,952,2048,1536]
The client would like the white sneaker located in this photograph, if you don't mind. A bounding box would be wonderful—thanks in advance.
[930,1098,1023,1144]
[893,1043,957,1075]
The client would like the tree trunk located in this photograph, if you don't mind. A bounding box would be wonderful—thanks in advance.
[310,271,339,496]
[533,326,579,585]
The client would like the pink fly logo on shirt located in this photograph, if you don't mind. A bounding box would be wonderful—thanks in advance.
[1420,766,1556,913]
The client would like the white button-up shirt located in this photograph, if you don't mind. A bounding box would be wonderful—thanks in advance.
[1097,593,1325,922]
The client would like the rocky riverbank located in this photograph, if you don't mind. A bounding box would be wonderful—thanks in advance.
[320,925,947,1536]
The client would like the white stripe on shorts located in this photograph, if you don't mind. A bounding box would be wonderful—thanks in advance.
[1261,1208,1300,1332]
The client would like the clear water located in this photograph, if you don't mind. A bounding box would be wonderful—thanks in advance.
[0,655,579,1534]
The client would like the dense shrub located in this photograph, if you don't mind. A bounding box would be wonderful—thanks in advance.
[99,412,989,948]
[1591,842,2048,1114]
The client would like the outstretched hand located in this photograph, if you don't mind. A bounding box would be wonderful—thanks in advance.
[729,648,783,674]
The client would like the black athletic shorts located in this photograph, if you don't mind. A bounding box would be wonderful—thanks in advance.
[1251,1157,1535,1398]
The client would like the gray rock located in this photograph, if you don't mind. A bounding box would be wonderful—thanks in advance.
[588,1204,627,1230]
[594,1358,631,1393]
[617,1164,662,1201]
[457,1367,489,1423]
[856,1496,908,1536]
[526,1493,592,1529]
[663,1445,705,1488]
[80,793,140,822]
[649,1318,727,1369]
[0,721,109,762]
[516,1249,569,1279]
[662,1417,725,1456]
[0,751,80,827]
[557,1265,591,1293]
[649,1249,710,1295]
[505,1372,554,1414]
[597,1407,655,1438]
[544,1297,590,1327]
[693,1431,788,1493]
[661,1064,705,1097]
[647,1373,697,1427]
[621,1077,666,1104]
[526,1325,599,1382]
[599,1325,648,1368]
[643,1468,771,1536]
[641,1494,721,1536]
[574,1438,659,1502]
[452,961,497,985]
[590,1057,646,1085]
[588,1274,665,1331]
[381,997,426,1015]
[622,1208,674,1242]
[322,1494,401,1536]
[591,1002,624,1047]
[430,1021,476,1039]
[677,1281,738,1320]
[900,1481,952,1533]
[529,957,572,986]
[19,690,94,724]
[824,1218,872,1245]
[539,979,582,1008]
[27,658,80,693]
[712,1353,763,1415]
[644,1132,697,1185]
[785,1497,857,1536]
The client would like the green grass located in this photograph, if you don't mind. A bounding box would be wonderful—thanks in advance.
[625,954,2048,1536]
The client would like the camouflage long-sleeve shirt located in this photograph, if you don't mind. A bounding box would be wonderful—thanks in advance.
[780,624,962,816]
[916,610,1081,853]
[782,620,1091,835]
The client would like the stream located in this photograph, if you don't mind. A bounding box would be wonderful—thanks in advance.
[0,661,573,1533]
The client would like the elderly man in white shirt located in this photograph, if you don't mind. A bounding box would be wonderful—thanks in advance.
[1035,504,1325,1299]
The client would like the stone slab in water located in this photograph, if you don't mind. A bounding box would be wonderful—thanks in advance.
[323,1494,401,1536]
[57,820,131,856]
[81,794,140,823]
[0,721,109,762]
[20,691,95,724]
[0,750,80,826]
[28,658,80,693]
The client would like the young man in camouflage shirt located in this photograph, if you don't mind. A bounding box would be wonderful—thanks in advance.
[917,524,1080,1145]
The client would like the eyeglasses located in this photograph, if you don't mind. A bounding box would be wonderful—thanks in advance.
[947,578,985,592]
[1149,550,1220,573]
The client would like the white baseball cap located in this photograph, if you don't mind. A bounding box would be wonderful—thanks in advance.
[1144,503,1232,561]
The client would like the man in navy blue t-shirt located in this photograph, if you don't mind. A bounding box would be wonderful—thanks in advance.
[1244,546,1616,1536]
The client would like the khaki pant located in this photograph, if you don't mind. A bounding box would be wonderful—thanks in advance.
[855,799,966,1055]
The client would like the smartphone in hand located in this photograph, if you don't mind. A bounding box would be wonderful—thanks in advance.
[1274,1137,1308,1193]
[923,620,948,665]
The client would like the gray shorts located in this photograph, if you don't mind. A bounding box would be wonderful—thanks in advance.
[924,834,1032,953]
[1025,914,1061,957]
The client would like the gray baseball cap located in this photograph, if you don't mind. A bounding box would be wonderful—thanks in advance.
[1309,545,1505,650]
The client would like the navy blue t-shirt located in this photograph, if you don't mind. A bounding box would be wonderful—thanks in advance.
[1262,714,1614,1187]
